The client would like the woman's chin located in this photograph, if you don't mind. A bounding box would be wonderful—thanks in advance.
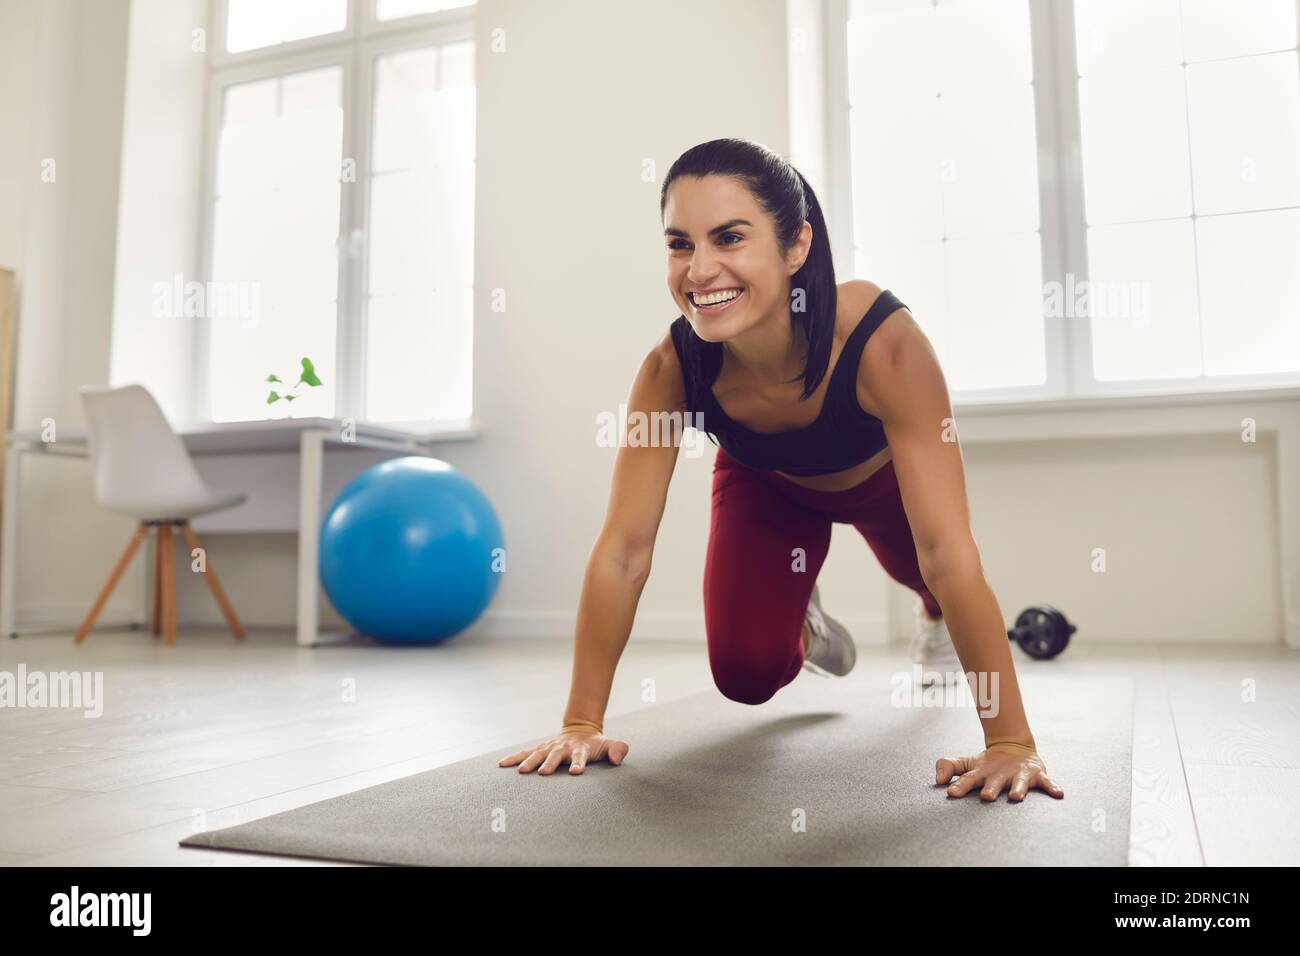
[688,316,738,343]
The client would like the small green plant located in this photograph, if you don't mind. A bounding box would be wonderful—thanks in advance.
[266,357,324,414]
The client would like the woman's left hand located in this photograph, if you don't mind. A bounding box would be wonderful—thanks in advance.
[935,743,1064,802]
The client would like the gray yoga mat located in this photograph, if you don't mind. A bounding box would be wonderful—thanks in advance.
[181,669,1132,866]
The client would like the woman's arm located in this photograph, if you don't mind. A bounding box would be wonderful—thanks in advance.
[562,334,684,735]
[496,333,685,775]
[855,286,1063,800]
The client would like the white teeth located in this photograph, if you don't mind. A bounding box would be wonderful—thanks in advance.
[692,288,742,306]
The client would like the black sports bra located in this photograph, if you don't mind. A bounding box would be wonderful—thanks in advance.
[669,288,907,476]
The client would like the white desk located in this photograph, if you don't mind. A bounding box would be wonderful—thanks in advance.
[2,417,479,646]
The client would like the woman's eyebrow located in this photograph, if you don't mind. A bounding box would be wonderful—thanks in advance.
[663,218,753,239]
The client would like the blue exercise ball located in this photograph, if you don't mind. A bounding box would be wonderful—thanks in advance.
[319,457,504,644]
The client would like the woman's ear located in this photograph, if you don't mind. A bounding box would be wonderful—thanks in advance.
[786,220,813,275]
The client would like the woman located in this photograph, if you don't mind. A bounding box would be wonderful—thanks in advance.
[499,138,1063,804]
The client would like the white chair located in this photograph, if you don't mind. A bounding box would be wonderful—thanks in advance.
[75,384,247,645]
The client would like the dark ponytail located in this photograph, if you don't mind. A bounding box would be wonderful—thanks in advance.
[659,138,838,420]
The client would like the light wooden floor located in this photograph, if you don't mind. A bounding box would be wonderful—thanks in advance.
[0,628,1296,866]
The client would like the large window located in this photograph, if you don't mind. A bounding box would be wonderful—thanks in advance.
[202,0,476,425]
[838,0,1300,402]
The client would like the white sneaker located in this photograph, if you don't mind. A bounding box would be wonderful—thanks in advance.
[911,596,960,684]
[801,583,857,678]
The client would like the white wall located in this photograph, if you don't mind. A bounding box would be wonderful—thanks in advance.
[0,0,42,273]
[110,0,210,425]
[959,432,1282,644]
[0,0,136,628]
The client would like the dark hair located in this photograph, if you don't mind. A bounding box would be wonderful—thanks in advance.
[659,138,838,421]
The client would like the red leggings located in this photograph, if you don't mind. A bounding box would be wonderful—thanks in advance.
[704,445,942,705]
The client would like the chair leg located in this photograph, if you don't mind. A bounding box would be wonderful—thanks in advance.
[179,523,246,640]
[75,523,149,643]
[160,521,177,646]
[151,524,162,637]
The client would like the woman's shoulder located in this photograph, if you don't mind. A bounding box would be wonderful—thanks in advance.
[640,320,691,412]
[837,278,884,301]
[838,278,914,347]
[649,318,686,370]
[835,279,885,328]
[837,279,925,418]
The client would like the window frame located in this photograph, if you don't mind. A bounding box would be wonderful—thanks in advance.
[824,0,1300,408]
[198,0,475,426]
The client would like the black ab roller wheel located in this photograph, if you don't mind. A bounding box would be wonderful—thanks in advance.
[1007,605,1076,660]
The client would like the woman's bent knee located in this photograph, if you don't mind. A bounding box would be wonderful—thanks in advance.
[708,652,789,705]
[714,677,781,705]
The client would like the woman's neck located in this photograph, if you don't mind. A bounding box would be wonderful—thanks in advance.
[720,307,808,387]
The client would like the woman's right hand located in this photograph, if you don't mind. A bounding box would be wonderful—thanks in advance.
[497,730,629,775]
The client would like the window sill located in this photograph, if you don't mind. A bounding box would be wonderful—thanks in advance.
[394,417,481,444]
[346,416,480,446]
[953,383,1300,418]
[949,384,1300,446]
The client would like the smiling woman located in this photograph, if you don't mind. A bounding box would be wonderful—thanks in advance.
[498,137,1063,809]
[660,142,839,422]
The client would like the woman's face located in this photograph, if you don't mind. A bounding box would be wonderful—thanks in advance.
[663,175,810,343]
